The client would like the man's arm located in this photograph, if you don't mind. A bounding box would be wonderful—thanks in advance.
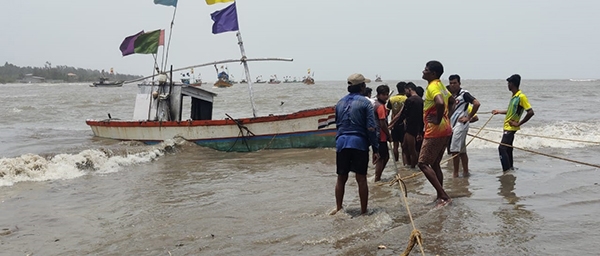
[365,103,380,152]
[447,94,456,120]
[428,94,446,125]
[388,105,404,129]
[376,105,392,142]
[460,99,481,123]
[492,109,507,115]
[511,108,534,127]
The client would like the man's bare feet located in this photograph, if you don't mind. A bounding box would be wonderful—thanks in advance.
[435,198,452,208]
[463,172,470,177]
[329,208,343,215]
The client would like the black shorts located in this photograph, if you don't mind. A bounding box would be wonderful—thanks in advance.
[391,124,405,143]
[378,142,389,159]
[336,148,369,175]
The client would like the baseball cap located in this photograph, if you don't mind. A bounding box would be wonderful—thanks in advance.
[347,73,371,86]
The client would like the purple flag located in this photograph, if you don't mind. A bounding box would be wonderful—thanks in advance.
[211,2,239,34]
[119,31,144,56]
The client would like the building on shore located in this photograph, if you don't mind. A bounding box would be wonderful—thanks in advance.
[18,74,46,83]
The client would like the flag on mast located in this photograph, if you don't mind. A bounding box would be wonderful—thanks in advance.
[119,30,163,56]
[205,0,234,5]
[210,3,239,34]
[154,0,178,7]
[119,31,144,56]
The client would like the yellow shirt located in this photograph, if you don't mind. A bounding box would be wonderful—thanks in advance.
[423,79,452,138]
[388,94,407,117]
[504,90,532,131]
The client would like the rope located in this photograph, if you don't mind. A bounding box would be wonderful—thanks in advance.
[385,114,495,186]
[393,173,426,256]
[440,114,495,164]
[387,142,425,256]
[401,229,424,256]
[467,133,600,169]
[469,126,600,145]
[225,114,254,152]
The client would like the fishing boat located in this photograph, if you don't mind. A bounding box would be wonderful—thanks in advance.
[303,76,314,85]
[91,77,124,87]
[213,65,233,88]
[180,69,204,86]
[303,68,315,85]
[282,76,295,83]
[254,75,266,84]
[375,75,382,82]
[86,1,336,152]
[87,77,335,151]
[268,75,281,84]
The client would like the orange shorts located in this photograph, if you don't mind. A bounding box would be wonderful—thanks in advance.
[418,137,449,165]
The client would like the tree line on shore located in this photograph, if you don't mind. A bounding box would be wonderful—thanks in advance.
[0,62,142,84]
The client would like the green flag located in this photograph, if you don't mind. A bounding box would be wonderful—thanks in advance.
[134,30,161,54]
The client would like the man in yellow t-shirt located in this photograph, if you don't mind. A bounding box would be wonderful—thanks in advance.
[492,74,534,172]
[419,60,455,208]
[387,82,408,163]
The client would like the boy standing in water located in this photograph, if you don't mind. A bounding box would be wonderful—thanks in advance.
[492,74,534,172]
[447,74,481,178]
[387,82,408,164]
[373,85,391,182]
[419,61,454,207]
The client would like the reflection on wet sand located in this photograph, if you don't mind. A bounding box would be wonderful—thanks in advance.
[494,172,541,252]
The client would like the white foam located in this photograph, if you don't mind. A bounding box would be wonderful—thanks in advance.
[468,121,600,149]
[0,139,183,187]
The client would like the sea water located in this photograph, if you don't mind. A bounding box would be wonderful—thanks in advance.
[1,80,599,255]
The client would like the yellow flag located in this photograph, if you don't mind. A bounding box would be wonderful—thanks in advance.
[205,0,234,5]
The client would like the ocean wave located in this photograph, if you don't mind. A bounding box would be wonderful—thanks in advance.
[468,121,600,149]
[0,138,185,187]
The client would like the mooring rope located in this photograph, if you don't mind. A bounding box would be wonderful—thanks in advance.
[440,114,495,164]
[386,114,495,186]
[387,142,425,256]
[467,133,600,169]
[469,126,600,145]
[225,114,254,152]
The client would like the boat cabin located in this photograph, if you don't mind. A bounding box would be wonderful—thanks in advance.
[133,82,217,122]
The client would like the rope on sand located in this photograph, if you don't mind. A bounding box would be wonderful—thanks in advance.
[467,133,600,169]
[469,126,600,145]
[385,142,425,256]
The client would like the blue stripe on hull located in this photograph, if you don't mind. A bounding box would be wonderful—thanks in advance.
[193,129,336,152]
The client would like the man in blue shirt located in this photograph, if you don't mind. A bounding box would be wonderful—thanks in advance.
[332,73,380,215]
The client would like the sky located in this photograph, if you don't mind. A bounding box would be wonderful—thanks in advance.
[1,0,599,80]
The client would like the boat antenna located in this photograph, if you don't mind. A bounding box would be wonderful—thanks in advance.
[161,6,178,72]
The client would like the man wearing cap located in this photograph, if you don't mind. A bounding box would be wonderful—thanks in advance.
[492,74,534,172]
[332,73,380,215]
[420,60,455,207]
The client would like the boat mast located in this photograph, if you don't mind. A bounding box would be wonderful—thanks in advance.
[161,6,178,72]
[236,31,257,118]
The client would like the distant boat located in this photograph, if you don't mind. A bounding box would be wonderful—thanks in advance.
[282,76,297,83]
[375,75,382,82]
[214,65,233,88]
[303,68,315,85]
[268,75,281,84]
[255,75,266,83]
[569,78,597,82]
[90,77,123,87]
